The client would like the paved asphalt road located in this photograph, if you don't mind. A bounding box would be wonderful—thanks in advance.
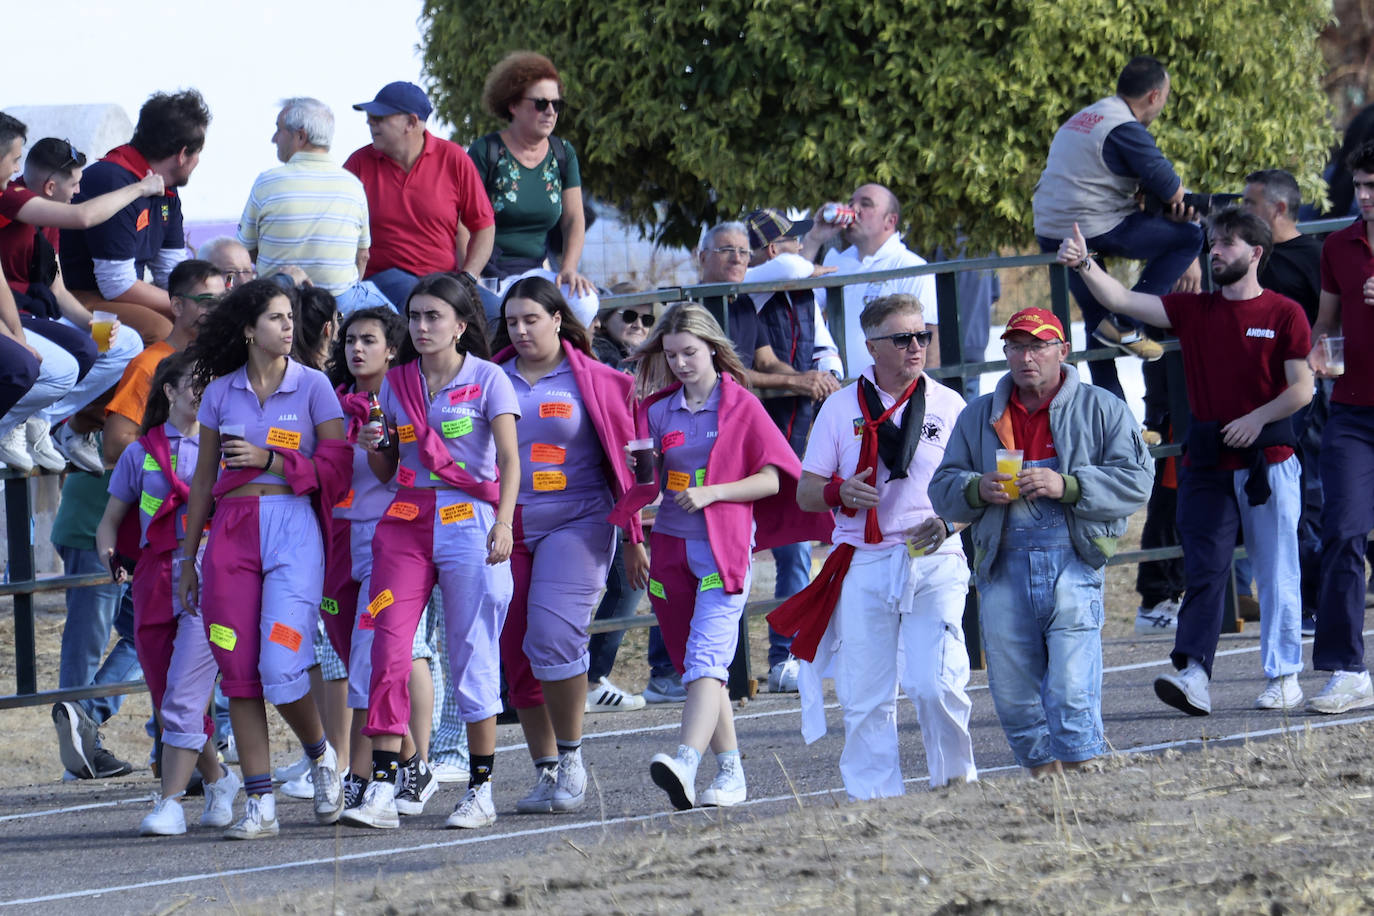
[2,628,1369,914]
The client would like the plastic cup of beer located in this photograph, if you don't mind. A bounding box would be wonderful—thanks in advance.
[1323,336,1346,376]
[91,311,117,353]
[996,448,1024,499]
[627,438,656,485]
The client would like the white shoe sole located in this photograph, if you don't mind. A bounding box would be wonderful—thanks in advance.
[339,806,400,829]
[699,787,746,807]
[1307,694,1374,715]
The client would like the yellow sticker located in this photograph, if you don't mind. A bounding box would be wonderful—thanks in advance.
[666,470,691,492]
[208,623,237,651]
[139,491,164,516]
[141,453,175,472]
[700,572,723,591]
[321,597,339,616]
[532,470,567,492]
[265,427,301,450]
[440,502,475,524]
[648,578,665,599]
[441,417,474,438]
[397,424,417,444]
[367,589,394,616]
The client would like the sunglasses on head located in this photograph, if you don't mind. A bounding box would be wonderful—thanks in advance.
[868,330,933,350]
[525,97,566,114]
[618,309,654,328]
[42,139,81,187]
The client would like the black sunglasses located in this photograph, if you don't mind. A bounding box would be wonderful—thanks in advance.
[524,97,566,114]
[868,330,933,350]
[618,309,654,328]
[43,139,81,187]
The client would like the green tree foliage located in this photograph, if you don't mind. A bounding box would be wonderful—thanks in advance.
[421,0,1334,250]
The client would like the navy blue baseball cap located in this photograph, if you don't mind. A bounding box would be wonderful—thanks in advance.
[353,82,433,119]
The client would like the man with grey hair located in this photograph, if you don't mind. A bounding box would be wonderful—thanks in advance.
[237,97,390,313]
[197,236,256,288]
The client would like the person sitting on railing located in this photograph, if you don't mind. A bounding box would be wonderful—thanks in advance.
[801,183,941,373]
[931,307,1152,776]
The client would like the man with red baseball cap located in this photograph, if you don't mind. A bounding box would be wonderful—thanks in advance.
[931,306,1151,776]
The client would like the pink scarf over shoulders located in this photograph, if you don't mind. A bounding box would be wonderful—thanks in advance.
[387,360,501,504]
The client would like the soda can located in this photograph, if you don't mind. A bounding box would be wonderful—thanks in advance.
[819,204,856,226]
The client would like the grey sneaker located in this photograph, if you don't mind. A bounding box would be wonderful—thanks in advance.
[1307,670,1374,714]
[25,418,67,471]
[1154,660,1211,716]
[311,744,344,824]
[53,423,104,474]
[642,673,687,704]
[515,765,558,814]
[768,657,801,693]
[90,746,134,779]
[223,794,279,840]
[52,701,96,778]
[551,750,586,812]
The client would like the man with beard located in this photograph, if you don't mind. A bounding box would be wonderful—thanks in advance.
[1058,208,1312,715]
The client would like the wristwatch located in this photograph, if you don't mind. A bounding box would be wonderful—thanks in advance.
[941,517,956,538]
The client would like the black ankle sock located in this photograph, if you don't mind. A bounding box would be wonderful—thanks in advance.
[470,754,495,787]
[556,740,582,756]
[533,755,558,774]
[372,750,400,784]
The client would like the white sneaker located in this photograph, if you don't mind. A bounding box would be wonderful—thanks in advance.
[139,795,187,836]
[311,744,344,824]
[24,418,67,471]
[223,794,279,840]
[552,750,586,812]
[431,760,469,784]
[281,768,313,799]
[768,657,801,693]
[1307,670,1374,714]
[1255,674,1304,710]
[515,766,558,814]
[52,423,104,474]
[699,753,747,807]
[273,753,310,783]
[445,781,496,829]
[585,677,647,713]
[1134,599,1180,635]
[0,425,34,472]
[1154,660,1211,716]
[650,746,699,810]
[340,780,400,829]
[200,766,242,828]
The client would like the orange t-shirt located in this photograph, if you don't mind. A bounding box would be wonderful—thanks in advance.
[105,341,175,424]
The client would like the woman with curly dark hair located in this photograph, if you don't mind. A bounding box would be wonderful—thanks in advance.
[469,50,592,296]
[177,278,352,840]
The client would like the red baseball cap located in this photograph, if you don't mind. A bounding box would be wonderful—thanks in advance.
[1002,307,1065,342]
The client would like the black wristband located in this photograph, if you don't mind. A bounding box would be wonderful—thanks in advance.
[263,451,275,473]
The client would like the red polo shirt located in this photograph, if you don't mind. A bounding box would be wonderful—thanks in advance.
[343,131,494,278]
[1319,218,1374,406]
[1007,378,1060,460]
[0,180,56,294]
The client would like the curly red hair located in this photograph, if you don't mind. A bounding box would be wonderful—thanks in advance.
[482,50,563,121]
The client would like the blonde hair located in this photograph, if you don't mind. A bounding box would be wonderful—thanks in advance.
[629,302,749,399]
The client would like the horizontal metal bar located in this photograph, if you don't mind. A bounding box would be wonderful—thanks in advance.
[0,679,147,711]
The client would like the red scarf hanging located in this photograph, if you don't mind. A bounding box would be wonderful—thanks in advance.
[845,373,923,544]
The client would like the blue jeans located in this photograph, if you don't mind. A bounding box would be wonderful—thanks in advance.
[367,268,422,309]
[334,280,396,316]
[768,542,812,666]
[1037,212,1202,397]
[587,536,646,682]
[1173,458,1303,679]
[1315,404,1374,672]
[57,546,141,724]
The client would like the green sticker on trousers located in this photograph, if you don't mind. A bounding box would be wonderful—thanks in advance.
[321,597,339,616]
[648,578,665,599]
[700,572,723,591]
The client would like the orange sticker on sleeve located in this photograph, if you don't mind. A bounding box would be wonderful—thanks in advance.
[666,470,691,492]
[334,489,355,509]
[532,471,567,491]
[386,501,420,521]
[396,466,416,487]
[439,502,475,524]
[397,424,417,444]
[539,401,574,419]
[268,622,303,652]
[529,443,566,464]
[367,588,394,616]
[265,427,301,450]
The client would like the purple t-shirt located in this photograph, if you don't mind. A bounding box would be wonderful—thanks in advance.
[197,360,343,486]
[647,384,721,540]
[379,355,520,489]
[501,359,609,503]
[108,423,199,545]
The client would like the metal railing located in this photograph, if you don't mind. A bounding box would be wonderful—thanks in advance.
[3,215,1355,705]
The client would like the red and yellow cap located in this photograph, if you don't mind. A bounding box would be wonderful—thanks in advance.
[1001,307,1065,342]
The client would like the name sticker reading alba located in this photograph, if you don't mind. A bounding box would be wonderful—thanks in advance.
[532,471,567,491]
[439,502,475,524]
[666,470,691,491]
[386,501,420,521]
[140,491,164,516]
[530,443,566,464]
[539,401,573,419]
[397,424,417,444]
[321,597,339,616]
[266,427,301,450]
[700,572,723,591]
[661,430,685,450]
[208,623,237,651]
[450,384,481,403]
[269,622,302,651]
[368,589,394,616]
[441,417,474,438]
[335,489,355,509]
[648,578,666,599]
[396,466,416,487]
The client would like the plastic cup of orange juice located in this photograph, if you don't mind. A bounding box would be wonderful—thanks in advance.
[996,448,1023,499]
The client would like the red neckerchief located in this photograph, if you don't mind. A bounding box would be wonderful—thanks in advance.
[846,373,923,544]
[101,145,176,197]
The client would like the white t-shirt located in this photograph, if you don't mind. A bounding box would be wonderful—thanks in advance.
[743,252,841,374]
[819,234,938,376]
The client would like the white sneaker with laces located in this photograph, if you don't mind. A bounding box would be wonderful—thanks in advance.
[201,766,242,828]
[430,760,469,784]
[0,425,34,472]
[311,744,344,824]
[1255,674,1304,710]
[552,750,586,812]
[223,794,279,840]
[446,781,496,829]
[768,657,801,693]
[140,795,187,836]
[280,768,313,799]
[585,677,647,713]
[699,753,747,807]
[340,780,400,829]
[1307,670,1374,714]
[650,745,699,810]
[273,753,310,783]
[1134,599,1180,635]
[53,423,103,474]
[515,766,558,814]
[24,418,66,471]
[1154,660,1211,716]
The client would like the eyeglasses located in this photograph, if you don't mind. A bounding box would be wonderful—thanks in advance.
[1003,339,1063,356]
[524,97,566,114]
[222,268,257,289]
[709,246,750,259]
[178,292,224,305]
[868,330,933,350]
[617,309,654,328]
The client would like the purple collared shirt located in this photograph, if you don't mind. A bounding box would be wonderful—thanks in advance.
[108,423,199,545]
[647,384,721,540]
[502,358,609,503]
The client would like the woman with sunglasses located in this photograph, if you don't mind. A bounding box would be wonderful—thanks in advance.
[469,51,592,297]
[592,288,656,371]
